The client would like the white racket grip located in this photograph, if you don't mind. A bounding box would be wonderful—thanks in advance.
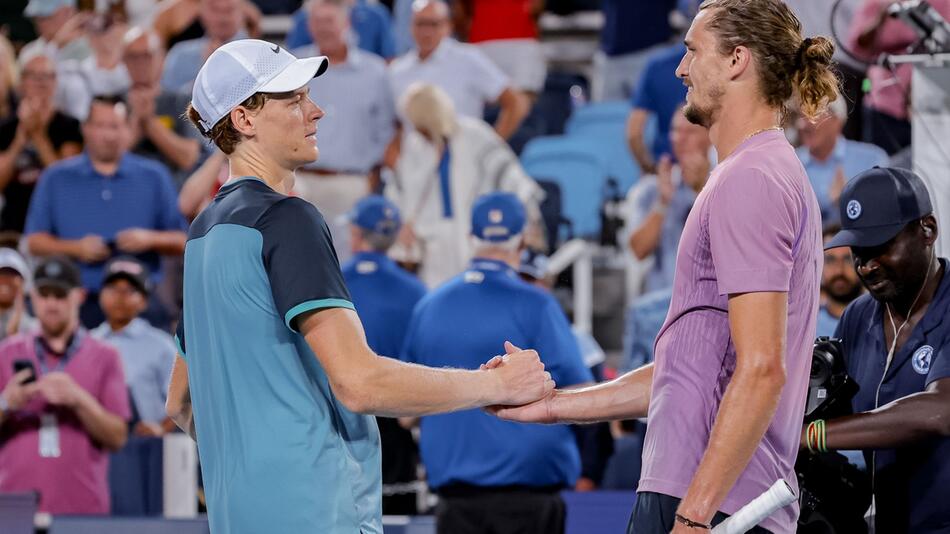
[710,480,796,534]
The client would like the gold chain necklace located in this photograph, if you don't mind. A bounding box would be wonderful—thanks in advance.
[742,126,783,144]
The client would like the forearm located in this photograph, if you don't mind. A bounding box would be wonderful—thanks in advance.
[549,364,654,424]
[629,211,664,260]
[494,93,528,140]
[73,390,128,451]
[824,390,950,450]
[627,115,655,172]
[27,233,82,259]
[144,118,200,170]
[179,151,225,219]
[149,230,187,255]
[346,355,500,417]
[677,367,785,523]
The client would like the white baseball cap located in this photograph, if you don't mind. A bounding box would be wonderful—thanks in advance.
[0,248,31,288]
[191,39,329,134]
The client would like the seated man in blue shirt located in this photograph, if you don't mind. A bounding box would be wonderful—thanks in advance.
[161,0,246,93]
[342,195,426,514]
[24,96,187,329]
[796,98,888,225]
[286,0,396,59]
[625,43,688,174]
[401,192,592,534]
[806,167,950,534]
[92,257,177,438]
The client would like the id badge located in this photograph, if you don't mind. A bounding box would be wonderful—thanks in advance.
[39,414,61,458]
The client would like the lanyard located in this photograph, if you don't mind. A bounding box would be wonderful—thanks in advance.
[33,331,84,376]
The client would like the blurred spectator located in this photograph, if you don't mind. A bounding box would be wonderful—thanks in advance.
[0,51,83,233]
[627,109,710,293]
[400,192,591,534]
[21,0,92,64]
[152,0,261,49]
[24,96,187,328]
[291,0,396,260]
[160,0,247,93]
[0,35,17,123]
[248,0,303,15]
[385,83,542,288]
[57,12,131,121]
[622,287,671,372]
[600,419,645,490]
[818,225,864,337]
[91,257,176,436]
[0,248,36,340]
[625,43,688,174]
[452,0,546,96]
[391,0,414,55]
[124,26,205,188]
[796,97,888,225]
[341,195,425,515]
[287,0,397,59]
[847,0,950,154]
[178,149,228,220]
[593,0,676,102]
[0,256,129,514]
[389,0,529,140]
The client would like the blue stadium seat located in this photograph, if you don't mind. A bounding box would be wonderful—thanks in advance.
[564,102,656,194]
[521,136,610,239]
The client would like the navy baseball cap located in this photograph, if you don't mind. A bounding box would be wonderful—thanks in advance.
[348,195,401,236]
[825,167,933,250]
[34,256,81,291]
[471,192,526,242]
[102,256,152,295]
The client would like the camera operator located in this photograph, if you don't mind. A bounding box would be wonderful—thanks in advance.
[805,167,950,534]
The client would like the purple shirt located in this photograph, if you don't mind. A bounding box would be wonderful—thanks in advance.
[0,331,130,514]
[639,130,821,534]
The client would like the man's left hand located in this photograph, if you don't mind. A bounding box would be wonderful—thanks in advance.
[116,228,156,253]
[36,372,86,409]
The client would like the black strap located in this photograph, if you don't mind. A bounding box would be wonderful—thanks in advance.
[34,330,84,375]
[675,513,712,530]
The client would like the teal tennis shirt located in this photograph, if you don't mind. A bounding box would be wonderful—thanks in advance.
[175,177,382,534]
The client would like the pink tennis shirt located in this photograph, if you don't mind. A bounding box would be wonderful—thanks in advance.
[638,130,821,534]
[0,331,130,514]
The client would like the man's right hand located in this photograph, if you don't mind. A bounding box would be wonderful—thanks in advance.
[75,235,111,263]
[487,341,554,406]
[2,369,39,413]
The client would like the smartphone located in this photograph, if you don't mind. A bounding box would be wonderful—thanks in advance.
[13,360,36,384]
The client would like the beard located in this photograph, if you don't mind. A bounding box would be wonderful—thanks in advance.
[683,84,724,128]
[39,314,70,338]
[823,277,864,305]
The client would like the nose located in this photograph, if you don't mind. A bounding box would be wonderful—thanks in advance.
[307,97,324,122]
[675,53,689,80]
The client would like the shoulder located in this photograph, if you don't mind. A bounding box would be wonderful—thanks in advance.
[124,153,172,178]
[260,195,325,226]
[388,52,416,73]
[42,154,87,179]
[388,266,428,296]
[142,324,177,350]
[167,37,205,58]
[82,335,122,361]
[0,333,31,355]
[844,139,888,163]
[354,49,388,74]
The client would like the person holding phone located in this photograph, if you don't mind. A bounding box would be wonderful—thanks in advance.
[0,256,129,515]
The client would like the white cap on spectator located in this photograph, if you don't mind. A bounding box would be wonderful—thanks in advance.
[24,0,75,18]
[0,248,32,289]
[191,39,328,134]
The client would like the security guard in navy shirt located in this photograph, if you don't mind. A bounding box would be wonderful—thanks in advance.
[401,192,593,534]
[808,167,950,534]
[341,195,427,514]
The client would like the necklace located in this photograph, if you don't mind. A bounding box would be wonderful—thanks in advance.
[742,126,783,144]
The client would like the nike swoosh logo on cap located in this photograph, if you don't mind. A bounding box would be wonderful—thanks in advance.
[271,45,280,53]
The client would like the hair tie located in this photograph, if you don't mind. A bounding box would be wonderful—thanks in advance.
[796,37,813,70]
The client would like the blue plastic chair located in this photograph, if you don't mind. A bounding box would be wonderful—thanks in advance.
[521,136,610,239]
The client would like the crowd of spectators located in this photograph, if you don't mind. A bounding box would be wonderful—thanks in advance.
[0,0,942,526]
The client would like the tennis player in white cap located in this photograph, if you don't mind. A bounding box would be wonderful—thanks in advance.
[165,39,554,534]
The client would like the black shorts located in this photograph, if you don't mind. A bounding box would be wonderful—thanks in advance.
[627,492,773,534]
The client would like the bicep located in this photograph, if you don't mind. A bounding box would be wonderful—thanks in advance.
[727,291,789,371]
[298,307,376,385]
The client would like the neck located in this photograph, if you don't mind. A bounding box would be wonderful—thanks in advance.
[809,140,836,163]
[90,156,121,176]
[708,100,781,162]
[474,249,519,270]
[418,45,438,61]
[324,42,348,64]
[824,298,848,319]
[108,317,134,332]
[889,259,943,322]
[42,323,77,353]
[228,151,295,194]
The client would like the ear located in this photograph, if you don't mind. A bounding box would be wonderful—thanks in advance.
[229,106,258,139]
[728,45,753,80]
[920,215,938,245]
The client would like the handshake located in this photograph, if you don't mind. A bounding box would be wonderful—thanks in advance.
[478,341,558,424]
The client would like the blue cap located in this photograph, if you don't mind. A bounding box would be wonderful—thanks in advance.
[519,249,549,280]
[471,192,526,242]
[825,166,933,250]
[349,195,401,236]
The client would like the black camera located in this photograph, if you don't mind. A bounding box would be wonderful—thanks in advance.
[797,337,871,534]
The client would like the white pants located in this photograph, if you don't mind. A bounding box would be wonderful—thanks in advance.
[477,39,547,94]
[293,172,368,264]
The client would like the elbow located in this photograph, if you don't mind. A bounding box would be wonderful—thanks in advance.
[26,234,43,256]
[332,375,376,415]
[166,394,184,421]
[737,357,787,393]
[106,426,129,452]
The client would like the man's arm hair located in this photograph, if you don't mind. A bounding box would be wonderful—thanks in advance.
[166,355,196,440]
[821,377,950,450]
